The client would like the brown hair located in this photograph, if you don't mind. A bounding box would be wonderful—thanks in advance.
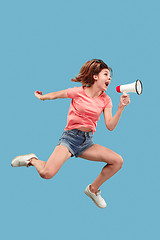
[71,59,112,87]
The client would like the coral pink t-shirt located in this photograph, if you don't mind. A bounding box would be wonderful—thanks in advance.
[65,86,113,134]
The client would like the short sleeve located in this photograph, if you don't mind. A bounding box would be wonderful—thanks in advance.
[67,87,80,99]
[104,96,113,108]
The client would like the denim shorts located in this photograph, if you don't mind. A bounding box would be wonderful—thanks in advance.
[57,129,94,158]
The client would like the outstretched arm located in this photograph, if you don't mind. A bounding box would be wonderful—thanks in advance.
[34,89,68,101]
[103,94,130,131]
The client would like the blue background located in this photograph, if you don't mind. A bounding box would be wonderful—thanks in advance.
[1,0,160,239]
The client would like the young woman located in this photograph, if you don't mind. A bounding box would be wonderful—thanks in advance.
[11,59,130,208]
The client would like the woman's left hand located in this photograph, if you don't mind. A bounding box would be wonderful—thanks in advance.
[119,94,130,108]
[34,90,43,100]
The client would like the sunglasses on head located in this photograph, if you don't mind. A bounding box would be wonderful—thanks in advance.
[92,59,104,63]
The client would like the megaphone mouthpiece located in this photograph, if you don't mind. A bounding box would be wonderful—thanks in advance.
[116,85,121,93]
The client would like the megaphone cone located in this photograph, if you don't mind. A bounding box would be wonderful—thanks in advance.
[116,80,143,95]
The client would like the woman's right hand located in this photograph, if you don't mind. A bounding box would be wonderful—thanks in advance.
[34,91,44,100]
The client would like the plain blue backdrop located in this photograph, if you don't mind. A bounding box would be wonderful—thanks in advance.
[1,0,160,239]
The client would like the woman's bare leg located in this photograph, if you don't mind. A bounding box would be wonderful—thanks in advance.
[79,144,123,193]
[29,159,46,172]
[30,145,72,179]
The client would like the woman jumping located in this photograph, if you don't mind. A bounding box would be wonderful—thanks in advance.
[11,59,130,208]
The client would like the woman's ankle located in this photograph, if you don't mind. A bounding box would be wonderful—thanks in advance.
[29,157,38,166]
[89,184,98,194]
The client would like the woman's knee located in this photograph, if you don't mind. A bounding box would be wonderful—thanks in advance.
[114,155,123,169]
[109,154,123,170]
[39,168,56,179]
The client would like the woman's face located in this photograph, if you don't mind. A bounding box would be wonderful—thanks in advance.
[94,68,111,91]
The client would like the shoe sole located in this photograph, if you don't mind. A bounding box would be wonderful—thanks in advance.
[84,189,106,208]
[11,153,36,167]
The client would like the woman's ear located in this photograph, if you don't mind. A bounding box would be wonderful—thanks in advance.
[93,74,98,81]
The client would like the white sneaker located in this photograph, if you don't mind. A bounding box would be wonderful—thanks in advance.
[84,184,107,208]
[11,153,38,167]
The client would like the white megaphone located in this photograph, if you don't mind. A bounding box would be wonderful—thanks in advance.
[116,79,143,95]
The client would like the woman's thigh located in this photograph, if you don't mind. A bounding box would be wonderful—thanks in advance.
[78,144,122,164]
[44,145,72,173]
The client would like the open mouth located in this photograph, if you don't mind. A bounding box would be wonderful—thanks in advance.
[105,82,109,87]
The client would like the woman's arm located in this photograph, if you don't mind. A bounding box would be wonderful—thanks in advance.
[103,94,130,131]
[34,89,68,101]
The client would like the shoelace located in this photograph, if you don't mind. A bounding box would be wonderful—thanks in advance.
[96,190,101,196]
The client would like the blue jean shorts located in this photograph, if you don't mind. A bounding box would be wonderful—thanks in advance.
[57,129,94,157]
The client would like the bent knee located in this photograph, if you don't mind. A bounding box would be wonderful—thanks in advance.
[40,168,55,179]
[113,155,123,170]
[116,155,123,169]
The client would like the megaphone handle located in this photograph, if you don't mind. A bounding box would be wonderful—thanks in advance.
[123,92,128,96]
